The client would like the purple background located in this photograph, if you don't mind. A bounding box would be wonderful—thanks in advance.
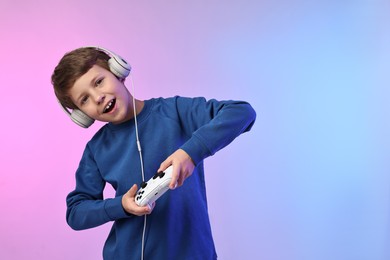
[1,1,389,259]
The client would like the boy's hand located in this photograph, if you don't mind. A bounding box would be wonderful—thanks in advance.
[158,149,195,190]
[121,184,155,216]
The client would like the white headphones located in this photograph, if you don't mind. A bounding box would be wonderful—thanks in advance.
[58,46,132,128]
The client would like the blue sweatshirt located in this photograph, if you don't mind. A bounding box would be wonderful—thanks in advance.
[66,96,256,259]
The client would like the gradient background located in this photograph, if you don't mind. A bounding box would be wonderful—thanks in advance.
[1,1,389,259]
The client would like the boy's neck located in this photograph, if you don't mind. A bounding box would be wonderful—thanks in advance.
[133,99,145,117]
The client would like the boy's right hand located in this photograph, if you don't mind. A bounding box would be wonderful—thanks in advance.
[122,184,155,216]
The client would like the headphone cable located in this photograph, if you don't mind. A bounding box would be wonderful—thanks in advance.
[130,75,147,260]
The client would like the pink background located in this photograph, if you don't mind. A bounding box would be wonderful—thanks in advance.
[1,1,390,259]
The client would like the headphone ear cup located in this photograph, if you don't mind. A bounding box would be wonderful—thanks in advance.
[108,55,131,79]
[70,109,95,128]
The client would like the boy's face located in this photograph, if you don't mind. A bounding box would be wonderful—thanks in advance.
[68,65,133,124]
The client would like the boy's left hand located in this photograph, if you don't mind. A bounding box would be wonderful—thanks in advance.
[158,149,195,189]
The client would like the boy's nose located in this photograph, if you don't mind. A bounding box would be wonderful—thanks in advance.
[96,94,105,105]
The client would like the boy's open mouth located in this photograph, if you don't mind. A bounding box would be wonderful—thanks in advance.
[103,99,116,113]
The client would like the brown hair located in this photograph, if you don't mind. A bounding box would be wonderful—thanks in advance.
[51,47,110,109]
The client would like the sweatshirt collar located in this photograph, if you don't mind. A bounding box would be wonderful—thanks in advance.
[106,98,153,131]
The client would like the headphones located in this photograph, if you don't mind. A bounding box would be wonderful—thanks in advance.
[58,46,132,128]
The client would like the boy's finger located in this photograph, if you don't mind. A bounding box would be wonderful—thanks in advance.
[158,160,170,173]
[169,167,179,190]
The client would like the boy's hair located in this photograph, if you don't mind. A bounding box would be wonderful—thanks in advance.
[51,47,111,109]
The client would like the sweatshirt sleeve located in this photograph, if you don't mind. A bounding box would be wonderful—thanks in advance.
[177,97,256,165]
[66,144,131,230]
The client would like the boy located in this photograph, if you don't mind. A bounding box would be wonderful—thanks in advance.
[51,46,256,260]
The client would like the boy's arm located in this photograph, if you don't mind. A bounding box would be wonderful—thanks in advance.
[159,96,256,188]
[178,97,256,165]
[66,145,132,230]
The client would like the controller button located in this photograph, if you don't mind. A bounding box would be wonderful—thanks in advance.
[141,182,147,188]
[159,171,165,178]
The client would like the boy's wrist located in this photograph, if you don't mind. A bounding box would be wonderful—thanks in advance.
[104,196,133,219]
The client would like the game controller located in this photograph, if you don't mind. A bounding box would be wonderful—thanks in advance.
[135,165,175,207]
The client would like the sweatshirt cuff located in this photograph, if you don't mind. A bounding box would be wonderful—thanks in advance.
[104,196,133,220]
[180,134,212,166]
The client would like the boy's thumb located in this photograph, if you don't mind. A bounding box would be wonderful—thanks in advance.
[127,184,138,197]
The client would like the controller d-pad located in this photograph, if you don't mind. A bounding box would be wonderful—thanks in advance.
[158,171,165,178]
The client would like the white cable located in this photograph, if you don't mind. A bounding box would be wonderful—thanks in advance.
[130,75,145,182]
[129,74,147,260]
[141,215,147,260]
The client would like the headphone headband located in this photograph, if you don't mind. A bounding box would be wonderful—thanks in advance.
[87,46,131,79]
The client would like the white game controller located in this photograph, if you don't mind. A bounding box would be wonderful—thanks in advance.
[135,165,176,207]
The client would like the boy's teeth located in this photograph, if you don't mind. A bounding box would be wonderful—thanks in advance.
[104,100,114,113]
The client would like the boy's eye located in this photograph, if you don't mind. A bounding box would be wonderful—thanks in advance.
[80,96,89,105]
[96,78,104,86]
